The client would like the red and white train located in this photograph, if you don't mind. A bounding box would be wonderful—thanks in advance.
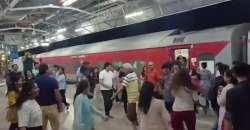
[36,23,250,78]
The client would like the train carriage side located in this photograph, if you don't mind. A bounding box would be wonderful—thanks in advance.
[166,23,250,74]
[37,23,250,78]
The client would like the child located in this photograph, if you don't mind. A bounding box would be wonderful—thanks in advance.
[73,80,108,130]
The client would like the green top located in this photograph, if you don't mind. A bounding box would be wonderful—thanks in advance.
[23,57,34,71]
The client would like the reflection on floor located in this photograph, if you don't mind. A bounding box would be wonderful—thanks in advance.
[0,85,215,130]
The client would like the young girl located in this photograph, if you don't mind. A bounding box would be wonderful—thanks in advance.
[16,81,42,130]
[73,80,108,130]
[138,81,171,130]
[217,70,237,130]
[171,69,198,130]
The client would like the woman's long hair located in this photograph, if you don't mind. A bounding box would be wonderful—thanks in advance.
[171,69,196,91]
[15,81,35,109]
[138,81,154,114]
[224,70,238,85]
[73,79,89,103]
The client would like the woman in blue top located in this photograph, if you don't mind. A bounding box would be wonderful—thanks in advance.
[73,79,108,130]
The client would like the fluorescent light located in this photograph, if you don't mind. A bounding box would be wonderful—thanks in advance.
[41,42,50,46]
[50,36,56,40]
[62,0,78,6]
[45,39,50,42]
[57,34,65,40]
[75,28,85,32]
[20,46,24,49]
[57,28,67,33]
[125,11,144,18]
[34,42,40,46]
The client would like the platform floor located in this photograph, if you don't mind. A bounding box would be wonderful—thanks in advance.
[0,85,216,130]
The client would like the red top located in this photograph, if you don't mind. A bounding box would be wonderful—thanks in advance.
[145,69,162,92]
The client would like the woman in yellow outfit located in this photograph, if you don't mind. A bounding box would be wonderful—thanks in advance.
[6,64,22,130]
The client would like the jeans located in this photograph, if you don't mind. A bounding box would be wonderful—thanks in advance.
[41,105,59,130]
[165,101,174,113]
[101,90,113,116]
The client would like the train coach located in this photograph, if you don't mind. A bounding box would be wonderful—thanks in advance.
[36,23,250,79]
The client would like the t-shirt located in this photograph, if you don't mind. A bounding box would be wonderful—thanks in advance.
[172,87,198,112]
[99,70,114,90]
[225,81,250,130]
[121,72,139,103]
[18,100,42,128]
[163,74,174,102]
[146,69,161,85]
[56,74,67,90]
[145,69,161,92]
[23,57,34,71]
[36,74,59,106]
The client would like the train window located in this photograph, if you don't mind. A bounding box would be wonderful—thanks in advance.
[131,60,145,75]
[96,62,105,70]
[112,61,123,70]
[174,49,189,60]
[174,49,189,68]
[199,53,215,74]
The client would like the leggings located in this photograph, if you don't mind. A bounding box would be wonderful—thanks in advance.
[171,111,196,130]
[60,89,69,106]
[26,126,43,130]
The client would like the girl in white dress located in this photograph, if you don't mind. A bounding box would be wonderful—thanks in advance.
[217,70,237,130]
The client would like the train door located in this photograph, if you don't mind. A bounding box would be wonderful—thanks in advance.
[170,47,190,68]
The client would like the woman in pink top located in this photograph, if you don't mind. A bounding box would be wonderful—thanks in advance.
[138,81,172,130]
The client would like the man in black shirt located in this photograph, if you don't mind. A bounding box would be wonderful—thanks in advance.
[224,63,250,130]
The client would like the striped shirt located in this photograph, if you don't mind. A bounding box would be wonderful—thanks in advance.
[122,72,139,103]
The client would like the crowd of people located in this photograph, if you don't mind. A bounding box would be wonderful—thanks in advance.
[4,53,250,130]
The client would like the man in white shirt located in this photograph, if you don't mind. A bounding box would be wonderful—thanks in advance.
[99,62,114,118]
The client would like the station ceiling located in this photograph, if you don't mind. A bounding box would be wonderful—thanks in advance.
[0,0,234,52]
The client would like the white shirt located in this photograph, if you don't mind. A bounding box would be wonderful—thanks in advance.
[217,83,234,130]
[99,69,114,90]
[18,99,42,128]
[172,87,198,112]
[56,74,67,90]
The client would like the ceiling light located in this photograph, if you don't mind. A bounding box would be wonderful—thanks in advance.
[20,46,24,50]
[75,28,85,32]
[62,0,78,6]
[50,36,56,40]
[41,42,50,46]
[57,28,67,33]
[32,39,38,43]
[25,45,30,49]
[57,34,65,40]
[45,38,50,42]
[34,42,40,46]
[125,11,144,18]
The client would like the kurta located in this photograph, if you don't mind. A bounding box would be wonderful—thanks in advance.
[73,94,101,130]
